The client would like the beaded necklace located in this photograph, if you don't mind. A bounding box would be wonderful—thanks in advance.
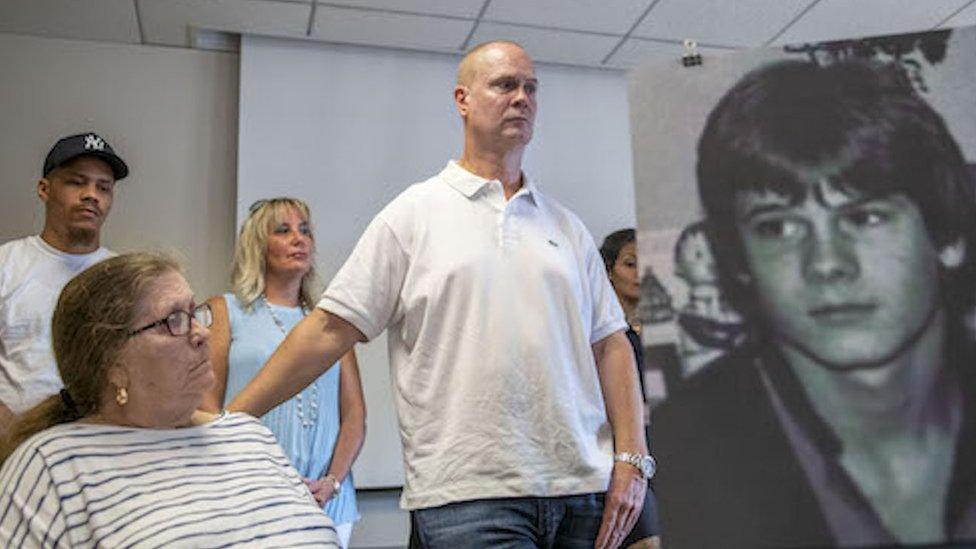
[261,295,318,428]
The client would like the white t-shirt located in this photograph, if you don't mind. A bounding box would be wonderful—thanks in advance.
[0,412,338,548]
[0,236,113,413]
[320,161,627,510]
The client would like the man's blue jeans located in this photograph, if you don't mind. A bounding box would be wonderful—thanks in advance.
[411,493,605,548]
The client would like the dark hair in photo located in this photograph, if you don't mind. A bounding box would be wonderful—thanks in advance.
[696,59,976,320]
[600,228,636,273]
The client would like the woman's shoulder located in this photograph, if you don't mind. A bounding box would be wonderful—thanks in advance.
[221,293,268,329]
[17,421,107,449]
[200,412,288,458]
[210,411,275,436]
[214,293,256,334]
[218,293,242,319]
[1,415,270,477]
[0,422,107,478]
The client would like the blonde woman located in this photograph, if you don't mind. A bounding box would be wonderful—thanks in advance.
[202,198,363,547]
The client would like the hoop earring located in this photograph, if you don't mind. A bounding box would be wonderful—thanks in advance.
[116,386,128,406]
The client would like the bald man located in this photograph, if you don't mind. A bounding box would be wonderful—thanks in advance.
[229,41,648,549]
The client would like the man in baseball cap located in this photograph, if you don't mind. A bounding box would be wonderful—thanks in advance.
[0,132,127,433]
[42,132,129,180]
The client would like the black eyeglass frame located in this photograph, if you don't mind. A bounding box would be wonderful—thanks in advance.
[128,303,213,338]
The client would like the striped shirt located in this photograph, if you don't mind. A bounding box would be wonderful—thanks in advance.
[0,412,337,548]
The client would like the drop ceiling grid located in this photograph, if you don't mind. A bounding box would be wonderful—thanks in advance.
[469,21,622,66]
[633,0,813,47]
[605,38,734,69]
[772,0,973,44]
[0,0,141,45]
[313,5,474,52]
[138,0,313,47]
[1,0,974,69]
[483,0,651,35]
[318,0,485,19]
[938,0,976,27]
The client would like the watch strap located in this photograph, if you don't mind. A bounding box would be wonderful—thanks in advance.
[323,473,341,495]
[613,451,656,479]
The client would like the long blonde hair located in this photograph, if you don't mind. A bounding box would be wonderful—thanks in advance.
[231,197,318,310]
[1,252,182,464]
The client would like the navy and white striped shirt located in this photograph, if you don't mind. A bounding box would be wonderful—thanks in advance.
[0,412,337,548]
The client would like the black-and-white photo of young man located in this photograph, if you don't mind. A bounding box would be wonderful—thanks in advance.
[630,27,976,548]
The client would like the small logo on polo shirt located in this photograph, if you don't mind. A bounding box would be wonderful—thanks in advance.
[547,239,559,248]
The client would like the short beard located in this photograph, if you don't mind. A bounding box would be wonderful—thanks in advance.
[66,226,99,249]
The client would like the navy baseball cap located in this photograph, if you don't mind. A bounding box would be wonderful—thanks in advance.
[42,132,129,180]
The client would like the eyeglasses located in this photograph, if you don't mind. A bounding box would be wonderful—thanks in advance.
[128,303,213,338]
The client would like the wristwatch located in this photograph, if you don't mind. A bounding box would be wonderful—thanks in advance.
[323,473,342,496]
[614,452,657,480]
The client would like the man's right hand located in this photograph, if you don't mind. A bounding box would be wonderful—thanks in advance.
[596,461,647,549]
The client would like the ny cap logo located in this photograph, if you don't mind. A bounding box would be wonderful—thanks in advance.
[84,134,105,151]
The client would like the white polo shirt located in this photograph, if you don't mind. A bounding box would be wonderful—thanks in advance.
[319,161,627,510]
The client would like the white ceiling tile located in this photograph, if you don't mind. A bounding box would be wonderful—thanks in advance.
[484,0,649,35]
[0,0,139,44]
[604,37,675,69]
[469,22,621,66]
[774,0,971,45]
[319,0,484,19]
[605,37,734,69]
[634,0,809,47]
[313,6,473,51]
[139,0,312,48]
[940,3,976,28]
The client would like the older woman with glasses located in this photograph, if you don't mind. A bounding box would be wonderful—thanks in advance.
[202,197,363,547]
[0,252,338,547]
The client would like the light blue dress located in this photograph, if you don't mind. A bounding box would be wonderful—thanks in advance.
[222,293,359,526]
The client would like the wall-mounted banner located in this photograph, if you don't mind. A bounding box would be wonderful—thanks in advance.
[629,26,976,548]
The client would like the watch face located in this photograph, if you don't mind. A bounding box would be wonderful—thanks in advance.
[640,456,657,478]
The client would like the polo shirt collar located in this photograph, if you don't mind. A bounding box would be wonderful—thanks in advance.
[441,160,539,206]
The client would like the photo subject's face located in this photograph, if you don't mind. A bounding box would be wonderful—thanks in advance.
[734,177,943,370]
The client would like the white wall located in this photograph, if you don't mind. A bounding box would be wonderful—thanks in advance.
[0,32,238,298]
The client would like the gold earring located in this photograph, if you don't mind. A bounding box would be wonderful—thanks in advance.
[116,386,128,406]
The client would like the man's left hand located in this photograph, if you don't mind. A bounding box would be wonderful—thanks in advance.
[596,461,647,549]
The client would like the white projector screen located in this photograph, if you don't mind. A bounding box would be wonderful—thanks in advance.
[238,34,636,488]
